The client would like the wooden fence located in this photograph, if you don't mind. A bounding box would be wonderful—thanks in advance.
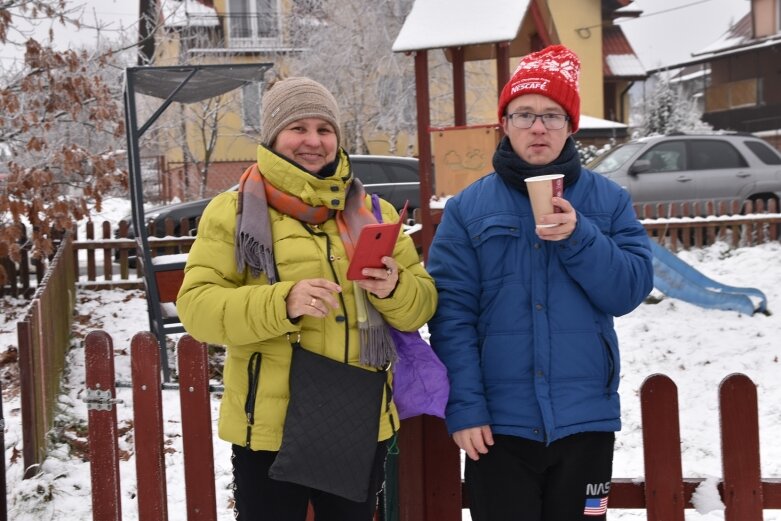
[16,232,76,479]
[0,224,46,298]
[84,331,781,521]
[1,199,779,296]
[636,198,780,251]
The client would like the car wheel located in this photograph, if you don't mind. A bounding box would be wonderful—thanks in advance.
[746,194,780,213]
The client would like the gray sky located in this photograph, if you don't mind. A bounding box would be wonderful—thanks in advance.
[618,0,751,70]
[1,0,753,73]
[0,0,137,68]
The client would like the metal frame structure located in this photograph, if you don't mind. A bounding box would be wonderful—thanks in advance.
[123,63,273,381]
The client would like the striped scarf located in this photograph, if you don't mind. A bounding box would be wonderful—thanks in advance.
[234,152,396,368]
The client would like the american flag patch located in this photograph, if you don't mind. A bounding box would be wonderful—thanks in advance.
[584,496,608,516]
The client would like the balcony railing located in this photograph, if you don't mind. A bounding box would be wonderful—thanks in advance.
[176,12,282,49]
[225,12,280,48]
[705,78,762,112]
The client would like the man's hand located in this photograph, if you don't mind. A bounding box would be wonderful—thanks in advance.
[453,425,494,461]
[536,196,577,241]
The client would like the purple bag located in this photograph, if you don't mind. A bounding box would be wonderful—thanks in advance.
[370,194,449,420]
[389,328,449,420]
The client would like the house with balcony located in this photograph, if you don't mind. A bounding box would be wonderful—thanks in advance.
[648,0,781,149]
[137,0,302,200]
[137,0,645,201]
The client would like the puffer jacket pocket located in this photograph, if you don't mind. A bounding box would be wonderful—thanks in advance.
[244,352,262,447]
[600,333,619,393]
[466,214,525,284]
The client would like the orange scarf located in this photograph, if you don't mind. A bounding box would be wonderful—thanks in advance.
[234,160,396,368]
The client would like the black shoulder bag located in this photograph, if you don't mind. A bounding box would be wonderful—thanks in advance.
[268,334,388,502]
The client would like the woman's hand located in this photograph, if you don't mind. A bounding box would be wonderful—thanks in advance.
[355,256,399,299]
[286,278,342,319]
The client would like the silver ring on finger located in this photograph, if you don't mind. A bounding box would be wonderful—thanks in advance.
[310,297,317,307]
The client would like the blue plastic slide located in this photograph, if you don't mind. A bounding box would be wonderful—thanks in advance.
[650,241,768,315]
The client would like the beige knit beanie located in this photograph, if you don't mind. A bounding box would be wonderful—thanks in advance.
[260,77,342,147]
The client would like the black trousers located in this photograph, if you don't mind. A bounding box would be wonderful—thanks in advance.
[231,442,388,521]
[465,431,615,521]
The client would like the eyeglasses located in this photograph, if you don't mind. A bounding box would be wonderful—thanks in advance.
[506,112,570,130]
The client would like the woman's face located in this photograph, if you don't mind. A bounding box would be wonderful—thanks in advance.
[272,118,338,173]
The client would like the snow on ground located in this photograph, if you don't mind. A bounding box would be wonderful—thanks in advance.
[1,197,780,520]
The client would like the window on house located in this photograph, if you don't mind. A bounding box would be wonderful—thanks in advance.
[228,0,279,41]
[242,82,263,131]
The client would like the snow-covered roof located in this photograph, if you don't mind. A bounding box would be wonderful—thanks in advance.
[670,67,710,84]
[605,54,645,77]
[163,0,219,28]
[646,11,781,71]
[392,0,530,52]
[579,114,627,130]
[692,34,781,62]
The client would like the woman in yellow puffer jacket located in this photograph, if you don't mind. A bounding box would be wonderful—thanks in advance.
[176,77,436,520]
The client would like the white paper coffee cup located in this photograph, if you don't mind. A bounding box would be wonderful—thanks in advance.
[524,174,564,228]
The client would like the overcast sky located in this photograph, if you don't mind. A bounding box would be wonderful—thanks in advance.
[1,0,753,73]
[618,0,751,70]
[0,0,137,68]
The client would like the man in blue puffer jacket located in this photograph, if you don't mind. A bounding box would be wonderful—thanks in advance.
[427,44,654,521]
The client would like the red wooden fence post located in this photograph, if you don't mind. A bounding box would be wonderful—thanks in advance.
[103,221,113,282]
[131,332,169,521]
[720,373,763,521]
[422,417,461,520]
[177,335,217,521]
[84,330,122,521]
[399,416,426,521]
[640,374,685,521]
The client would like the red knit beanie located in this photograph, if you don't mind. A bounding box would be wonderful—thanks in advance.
[497,44,581,132]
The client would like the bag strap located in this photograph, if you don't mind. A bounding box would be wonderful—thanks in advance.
[371,193,383,223]
[369,199,398,432]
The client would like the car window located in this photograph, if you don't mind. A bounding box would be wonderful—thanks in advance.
[743,140,781,165]
[353,162,388,185]
[385,163,418,183]
[638,141,686,172]
[689,140,747,170]
[588,143,644,173]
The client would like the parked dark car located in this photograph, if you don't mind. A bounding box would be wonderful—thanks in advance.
[586,132,781,211]
[118,154,421,260]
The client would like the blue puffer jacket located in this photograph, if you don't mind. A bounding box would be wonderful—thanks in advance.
[427,168,653,444]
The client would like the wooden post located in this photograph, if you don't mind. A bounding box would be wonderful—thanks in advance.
[640,374,685,521]
[495,42,510,101]
[131,332,169,521]
[398,416,425,521]
[720,374,763,521]
[452,47,466,127]
[84,330,122,520]
[422,417,461,520]
[413,50,434,261]
[86,221,97,281]
[16,320,37,479]
[0,379,6,521]
[103,221,113,281]
[177,335,218,521]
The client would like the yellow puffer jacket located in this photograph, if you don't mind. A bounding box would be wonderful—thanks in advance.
[176,147,437,451]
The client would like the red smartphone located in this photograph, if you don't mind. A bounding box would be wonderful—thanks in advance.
[346,202,408,281]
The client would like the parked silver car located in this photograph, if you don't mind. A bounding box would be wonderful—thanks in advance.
[587,133,781,211]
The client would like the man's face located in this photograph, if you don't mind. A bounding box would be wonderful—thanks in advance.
[501,94,572,166]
